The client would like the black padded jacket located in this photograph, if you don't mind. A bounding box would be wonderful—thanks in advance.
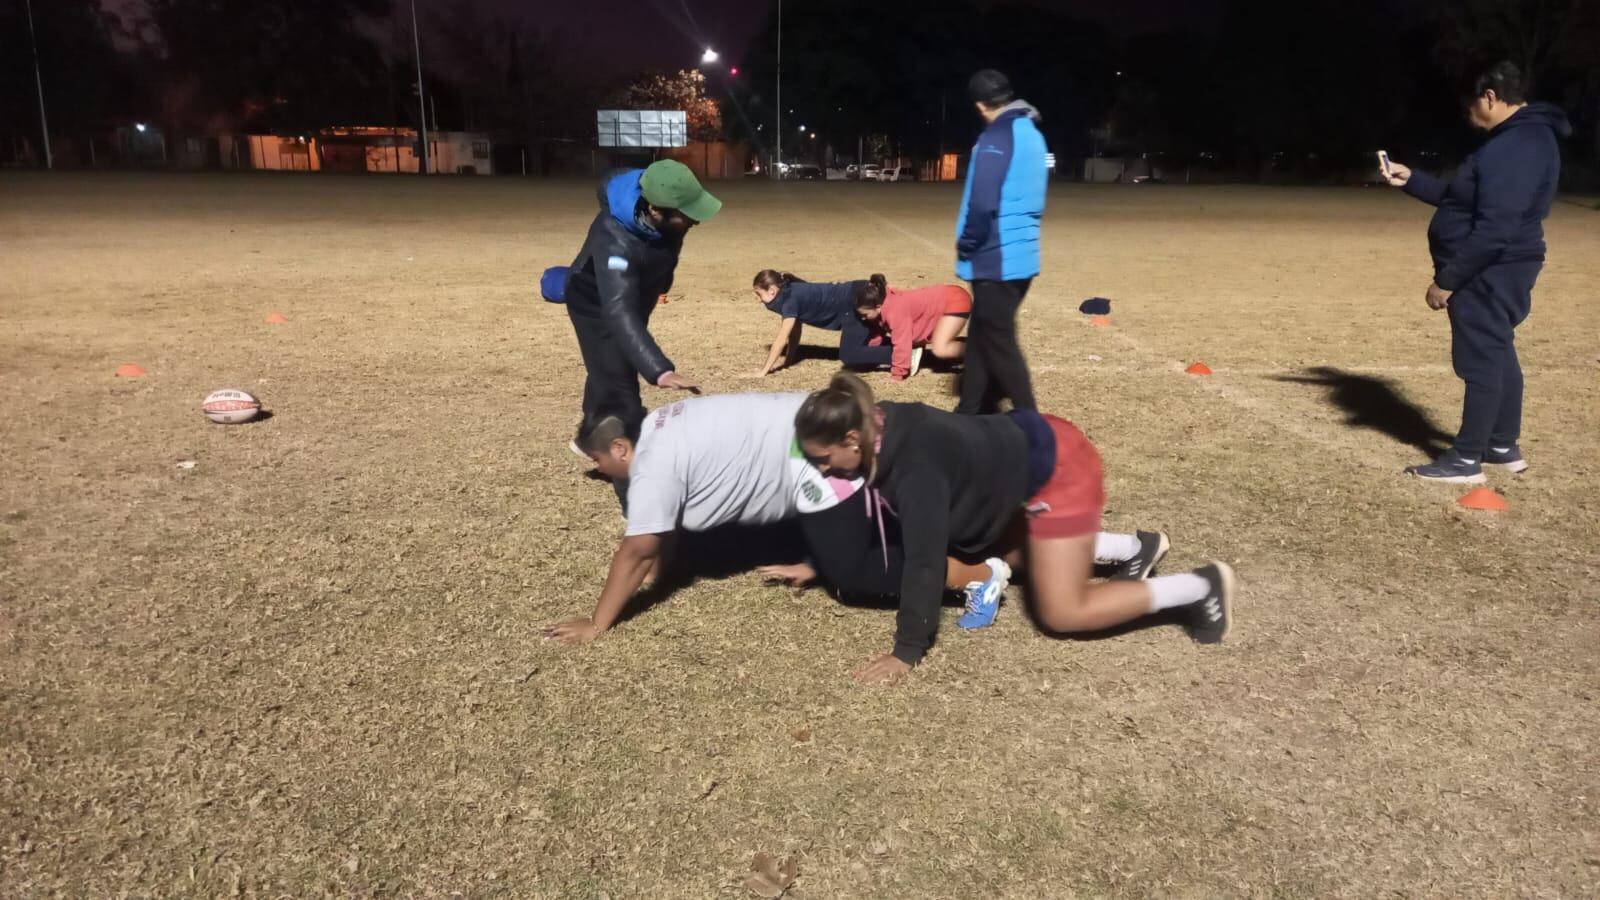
[564,170,684,383]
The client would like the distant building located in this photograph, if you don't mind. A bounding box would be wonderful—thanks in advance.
[232,127,494,175]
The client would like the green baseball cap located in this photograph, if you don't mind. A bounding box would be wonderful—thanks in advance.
[639,159,722,223]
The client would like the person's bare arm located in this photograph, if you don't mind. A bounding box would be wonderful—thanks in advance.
[546,532,663,642]
[755,317,799,376]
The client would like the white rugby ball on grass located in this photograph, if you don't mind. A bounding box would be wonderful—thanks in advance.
[201,389,262,424]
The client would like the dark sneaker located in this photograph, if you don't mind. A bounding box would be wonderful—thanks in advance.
[1184,562,1234,644]
[1484,444,1529,474]
[1404,449,1485,484]
[1107,530,1170,581]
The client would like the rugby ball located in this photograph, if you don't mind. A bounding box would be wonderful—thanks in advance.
[201,389,262,424]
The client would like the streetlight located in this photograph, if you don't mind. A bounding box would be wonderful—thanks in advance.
[775,0,782,177]
[23,0,52,168]
[410,0,429,175]
[135,123,147,133]
[701,48,719,65]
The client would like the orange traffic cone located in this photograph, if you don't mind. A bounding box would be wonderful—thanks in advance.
[1089,315,1111,327]
[114,363,146,377]
[265,311,289,324]
[1185,361,1213,375]
[1457,487,1509,511]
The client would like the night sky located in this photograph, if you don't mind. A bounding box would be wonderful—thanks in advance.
[100,0,1227,83]
[484,0,1224,82]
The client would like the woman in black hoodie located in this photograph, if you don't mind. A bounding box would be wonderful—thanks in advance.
[794,372,1236,683]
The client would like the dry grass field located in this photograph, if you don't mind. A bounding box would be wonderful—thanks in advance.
[2,172,1598,897]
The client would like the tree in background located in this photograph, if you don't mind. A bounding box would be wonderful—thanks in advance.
[616,69,723,142]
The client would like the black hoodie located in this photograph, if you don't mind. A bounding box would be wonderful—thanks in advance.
[872,403,1031,664]
[1402,102,1571,292]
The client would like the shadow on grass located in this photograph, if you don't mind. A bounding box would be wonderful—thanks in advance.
[615,521,810,625]
[1271,365,1453,456]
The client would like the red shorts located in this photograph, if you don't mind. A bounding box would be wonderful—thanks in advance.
[1024,416,1105,539]
[941,286,973,316]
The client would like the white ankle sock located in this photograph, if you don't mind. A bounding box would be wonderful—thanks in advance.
[1094,532,1141,563]
[1147,573,1208,612]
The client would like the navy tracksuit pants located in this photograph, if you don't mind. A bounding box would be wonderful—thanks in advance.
[1447,261,1540,459]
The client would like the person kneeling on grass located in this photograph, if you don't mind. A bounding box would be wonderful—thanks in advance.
[544,391,1023,644]
[793,372,1236,684]
[852,275,971,381]
[770,478,1174,635]
[751,270,894,376]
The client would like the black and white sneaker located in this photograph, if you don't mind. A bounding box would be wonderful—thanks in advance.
[1184,562,1234,644]
[1403,449,1485,484]
[1484,444,1529,474]
[1108,530,1170,581]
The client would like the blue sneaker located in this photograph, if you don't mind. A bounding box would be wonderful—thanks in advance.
[1484,444,1529,474]
[956,558,1012,630]
[1404,449,1485,484]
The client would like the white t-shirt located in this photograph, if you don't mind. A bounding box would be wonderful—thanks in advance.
[624,392,843,536]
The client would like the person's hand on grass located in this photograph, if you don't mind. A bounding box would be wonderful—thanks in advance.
[1384,161,1412,187]
[853,651,912,685]
[546,616,603,644]
[758,562,817,587]
[1426,281,1452,310]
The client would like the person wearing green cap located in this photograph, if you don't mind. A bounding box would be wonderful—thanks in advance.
[562,160,722,479]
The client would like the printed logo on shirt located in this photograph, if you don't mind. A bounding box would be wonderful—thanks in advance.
[651,401,688,432]
[607,255,629,271]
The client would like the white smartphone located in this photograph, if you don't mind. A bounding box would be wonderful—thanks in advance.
[1377,150,1392,176]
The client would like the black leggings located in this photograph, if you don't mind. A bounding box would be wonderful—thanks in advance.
[800,489,904,596]
[838,315,894,369]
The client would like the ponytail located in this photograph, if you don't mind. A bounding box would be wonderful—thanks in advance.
[795,371,880,480]
[853,273,888,310]
[754,269,802,292]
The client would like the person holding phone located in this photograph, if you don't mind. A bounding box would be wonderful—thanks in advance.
[1381,61,1570,482]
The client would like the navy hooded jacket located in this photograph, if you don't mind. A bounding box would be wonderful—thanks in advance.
[1402,103,1571,292]
[564,169,683,383]
[955,101,1048,282]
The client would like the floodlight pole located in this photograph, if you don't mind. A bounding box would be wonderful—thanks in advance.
[24,0,52,169]
[410,0,430,174]
[774,0,781,177]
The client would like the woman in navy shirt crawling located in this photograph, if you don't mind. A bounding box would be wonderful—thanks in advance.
[751,270,893,377]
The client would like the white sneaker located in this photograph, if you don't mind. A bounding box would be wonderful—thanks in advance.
[909,346,925,377]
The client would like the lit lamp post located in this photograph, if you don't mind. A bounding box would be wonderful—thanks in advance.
[698,49,721,176]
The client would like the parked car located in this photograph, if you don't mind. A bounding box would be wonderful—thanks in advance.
[787,164,823,180]
[856,164,882,181]
[879,164,915,182]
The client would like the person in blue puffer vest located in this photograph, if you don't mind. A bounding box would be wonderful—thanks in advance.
[1384,61,1571,483]
[953,69,1049,415]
